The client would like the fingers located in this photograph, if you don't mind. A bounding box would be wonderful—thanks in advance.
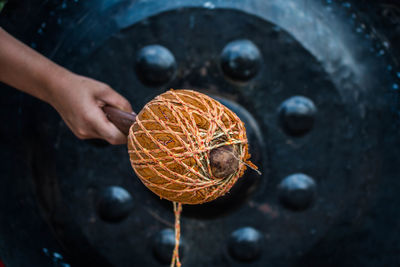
[53,74,133,145]
[88,106,128,145]
[94,85,133,144]
[96,85,133,113]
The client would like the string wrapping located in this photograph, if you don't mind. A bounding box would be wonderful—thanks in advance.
[127,89,257,266]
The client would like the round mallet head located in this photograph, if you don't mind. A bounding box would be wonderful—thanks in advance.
[128,89,255,204]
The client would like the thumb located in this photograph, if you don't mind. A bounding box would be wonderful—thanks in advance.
[97,87,133,113]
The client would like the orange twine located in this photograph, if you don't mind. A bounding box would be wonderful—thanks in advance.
[127,89,257,266]
[171,202,182,267]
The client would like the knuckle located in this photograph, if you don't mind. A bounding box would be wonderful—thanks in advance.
[119,99,132,112]
[100,84,112,92]
[107,133,125,145]
[82,112,96,124]
[75,129,89,139]
[123,99,131,108]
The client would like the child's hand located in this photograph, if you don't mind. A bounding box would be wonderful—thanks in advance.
[48,73,133,145]
[0,27,133,145]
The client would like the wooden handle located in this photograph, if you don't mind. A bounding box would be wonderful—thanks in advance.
[103,106,137,136]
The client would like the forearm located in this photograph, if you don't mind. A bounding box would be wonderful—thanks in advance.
[0,27,71,103]
[0,27,132,144]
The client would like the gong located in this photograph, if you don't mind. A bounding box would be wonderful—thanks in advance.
[0,0,400,266]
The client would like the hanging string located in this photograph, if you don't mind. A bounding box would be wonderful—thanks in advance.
[127,90,258,267]
[170,202,182,267]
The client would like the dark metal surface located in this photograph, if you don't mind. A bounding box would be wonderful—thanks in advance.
[278,173,317,211]
[279,96,317,137]
[96,186,134,223]
[228,227,263,262]
[135,45,177,86]
[0,0,400,266]
[220,39,262,82]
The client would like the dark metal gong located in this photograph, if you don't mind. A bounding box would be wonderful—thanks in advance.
[1,0,400,266]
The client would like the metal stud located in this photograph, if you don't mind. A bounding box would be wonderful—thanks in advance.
[135,45,177,86]
[279,96,317,136]
[228,227,262,262]
[153,229,185,264]
[220,39,262,82]
[97,186,134,223]
[278,173,316,211]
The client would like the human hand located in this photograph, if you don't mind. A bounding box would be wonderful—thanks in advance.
[0,28,133,144]
[47,73,133,145]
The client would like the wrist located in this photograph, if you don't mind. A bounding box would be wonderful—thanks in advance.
[41,66,75,105]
